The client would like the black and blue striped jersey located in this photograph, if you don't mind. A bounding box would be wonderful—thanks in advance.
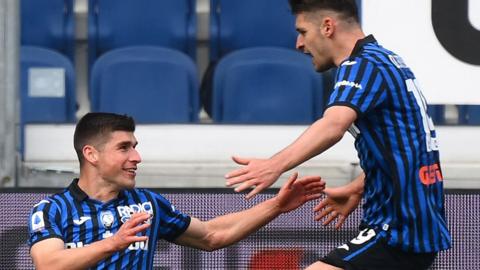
[28,179,191,269]
[326,35,451,253]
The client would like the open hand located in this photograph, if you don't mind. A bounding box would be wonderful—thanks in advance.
[107,212,151,251]
[225,156,283,199]
[276,172,325,213]
[314,185,362,229]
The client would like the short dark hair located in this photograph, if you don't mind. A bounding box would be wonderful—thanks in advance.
[73,112,136,166]
[289,0,359,22]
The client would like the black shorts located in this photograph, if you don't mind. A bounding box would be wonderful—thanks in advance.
[321,228,437,270]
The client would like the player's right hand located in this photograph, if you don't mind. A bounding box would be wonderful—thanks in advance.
[107,212,151,251]
[225,156,283,199]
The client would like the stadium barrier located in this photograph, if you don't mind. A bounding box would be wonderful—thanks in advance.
[0,189,477,269]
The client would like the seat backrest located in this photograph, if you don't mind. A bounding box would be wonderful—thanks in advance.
[90,46,199,123]
[209,0,297,60]
[20,46,77,124]
[212,47,324,124]
[458,105,480,125]
[21,0,75,61]
[20,45,77,157]
[88,0,196,68]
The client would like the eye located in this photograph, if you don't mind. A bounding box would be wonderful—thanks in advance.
[118,145,129,151]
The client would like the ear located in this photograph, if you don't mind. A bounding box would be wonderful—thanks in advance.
[321,16,335,37]
[83,145,99,165]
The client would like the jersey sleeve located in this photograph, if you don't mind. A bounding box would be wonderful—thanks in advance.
[28,198,63,247]
[326,58,386,116]
[151,192,191,241]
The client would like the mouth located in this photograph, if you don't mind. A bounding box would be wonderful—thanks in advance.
[124,167,137,176]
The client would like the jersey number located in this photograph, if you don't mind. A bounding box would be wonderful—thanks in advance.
[406,79,439,152]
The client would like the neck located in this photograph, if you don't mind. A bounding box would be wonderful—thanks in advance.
[78,171,120,203]
[333,28,366,66]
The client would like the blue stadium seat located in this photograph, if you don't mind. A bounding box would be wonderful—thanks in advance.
[21,0,75,61]
[458,105,480,125]
[20,46,77,124]
[212,47,324,124]
[20,46,77,157]
[88,0,196,69]
[209,0,297,61]
[427,104,446,125]
[90,46,199,123]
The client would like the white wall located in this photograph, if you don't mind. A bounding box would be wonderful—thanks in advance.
[22,124,480,189]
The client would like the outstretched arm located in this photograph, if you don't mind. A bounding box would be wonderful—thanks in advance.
[174,173,324,251]
[226,106,357,199]
[314,172,365,229]
[31,213,151,270]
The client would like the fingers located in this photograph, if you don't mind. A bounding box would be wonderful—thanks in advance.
[321,211,339,226]
[305,193,322,201]
[231,156,251,165]
[303,181,325,191]
[234,179,257,193]
[129,221,151,234]
[245,184,267,200]
[284,172,299,190]
[125,212,150,228]
[315,205,332,221]
[225,169,249,184]
[335,215,347,230]
[313,199,327,212]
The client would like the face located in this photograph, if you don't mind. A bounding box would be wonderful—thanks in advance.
[295,13,335,72]
[94,131,142,189]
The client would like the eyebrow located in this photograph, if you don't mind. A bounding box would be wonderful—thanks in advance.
[117,140,138,148]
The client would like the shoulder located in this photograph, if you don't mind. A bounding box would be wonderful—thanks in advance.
[31,191,68,212]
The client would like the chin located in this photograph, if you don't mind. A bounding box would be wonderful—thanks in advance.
[121,178,136,189]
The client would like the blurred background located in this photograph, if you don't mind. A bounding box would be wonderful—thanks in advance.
[2,0,478,189]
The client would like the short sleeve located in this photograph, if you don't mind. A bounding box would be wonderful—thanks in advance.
[150,192,191,241]
[28,198,63,247]
[327,58,386,116]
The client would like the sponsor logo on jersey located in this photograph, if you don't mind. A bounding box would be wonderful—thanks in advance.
[128,239,149,251]
[73,216,91,225]
[31,211,45,232]
[419,163,443,185]
[65,241,88,249]
[117,201,153,223]
[334,80,363,90]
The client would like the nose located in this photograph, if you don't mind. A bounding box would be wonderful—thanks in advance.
[296,34,305,52]
[131,148,142,164]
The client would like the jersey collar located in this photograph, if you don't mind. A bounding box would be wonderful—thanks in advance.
[68,178,126,202]
[350,34,377,57]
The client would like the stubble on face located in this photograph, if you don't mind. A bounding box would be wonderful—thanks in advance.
[297,12,336,73]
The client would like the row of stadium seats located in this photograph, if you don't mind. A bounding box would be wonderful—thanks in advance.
[20,0,480,127]
[21,0,325,125]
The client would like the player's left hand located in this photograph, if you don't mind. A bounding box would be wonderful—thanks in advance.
[275,172,324,213]
[314,185,362,229]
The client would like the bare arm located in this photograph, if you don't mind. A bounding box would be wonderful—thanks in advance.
[226,106,357,198]
[174,173,324,251]
[31,213,151,270]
